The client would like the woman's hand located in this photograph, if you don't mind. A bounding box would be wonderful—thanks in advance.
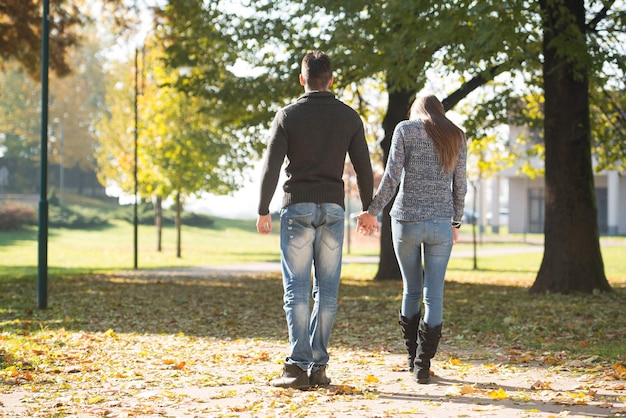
[356,212,380,236]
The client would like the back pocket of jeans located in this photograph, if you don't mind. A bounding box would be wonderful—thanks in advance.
[283,213,314,249]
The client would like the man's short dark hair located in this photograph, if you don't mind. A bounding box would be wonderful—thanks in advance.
[301,50,332,90]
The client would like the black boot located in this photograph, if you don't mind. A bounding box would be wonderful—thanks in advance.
[270,363,310,389]
[309,364,331,388]
[414,319,442,384]
[398,311,420,372]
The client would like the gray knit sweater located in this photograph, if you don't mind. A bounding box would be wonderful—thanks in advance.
[258,91,374,215]
[367,119,467,223]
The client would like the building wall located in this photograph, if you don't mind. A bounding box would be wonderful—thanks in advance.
[506,172,625,236]
[618,174,626,235]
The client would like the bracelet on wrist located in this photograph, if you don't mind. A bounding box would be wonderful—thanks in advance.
[451,221,462,229]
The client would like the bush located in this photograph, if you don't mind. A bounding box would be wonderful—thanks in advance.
[180,211,215,228]
[0,202,37,230]
[48,204,110,229]
[118,203,214,228]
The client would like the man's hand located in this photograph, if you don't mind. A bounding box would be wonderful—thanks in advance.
[257,214,272,234]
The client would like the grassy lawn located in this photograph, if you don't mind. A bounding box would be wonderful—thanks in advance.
[0,217,283,275]
[1,216,624,357]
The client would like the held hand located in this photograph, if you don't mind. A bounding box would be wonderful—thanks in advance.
[355,212,380,236]
[452,227,459,244]
[257,214,272,234]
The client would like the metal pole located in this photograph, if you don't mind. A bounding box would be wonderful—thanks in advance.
[60,120,64,205]
[133,48,139,270]
[38,0,50,309]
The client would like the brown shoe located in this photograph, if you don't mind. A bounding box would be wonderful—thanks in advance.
[270,363,310,389]
[309,364,331,387]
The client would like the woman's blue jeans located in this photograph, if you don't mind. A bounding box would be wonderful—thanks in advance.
[391,217,453,327]
[279,203,344,370]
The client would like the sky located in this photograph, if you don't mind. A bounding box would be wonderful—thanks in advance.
[111,161,286,220]
[184,163,282,220]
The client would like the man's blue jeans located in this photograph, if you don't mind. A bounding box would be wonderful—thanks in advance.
[279,203,344,371]
[391,217,453,327]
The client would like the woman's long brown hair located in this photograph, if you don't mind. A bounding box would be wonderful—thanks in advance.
[409,93,465,173]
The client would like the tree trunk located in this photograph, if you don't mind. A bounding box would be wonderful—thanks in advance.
[175,192,182,258]
[531,0,611,294]
[155,196,163,252]
[374,87,414,281]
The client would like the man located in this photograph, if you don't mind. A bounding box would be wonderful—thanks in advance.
[257,50,374,389]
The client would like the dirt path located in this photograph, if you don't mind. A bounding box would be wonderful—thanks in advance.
[3,351,624,417]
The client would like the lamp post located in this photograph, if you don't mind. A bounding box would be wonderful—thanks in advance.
[53,117,64,205]
[133,47,140,270]
[38,0,50,309]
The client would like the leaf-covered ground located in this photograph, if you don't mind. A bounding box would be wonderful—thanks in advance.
[1,270,625,417]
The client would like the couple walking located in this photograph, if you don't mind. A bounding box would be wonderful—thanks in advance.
[256,50,467,389]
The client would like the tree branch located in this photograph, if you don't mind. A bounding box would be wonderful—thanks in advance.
[586,1,614,32]
[441,63,506,111]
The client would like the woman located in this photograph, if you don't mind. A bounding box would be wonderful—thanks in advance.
[357,93,467,384]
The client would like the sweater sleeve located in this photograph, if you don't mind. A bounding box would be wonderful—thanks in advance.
[257,111,288,215]
[367,125,405,216]
[348,123,374,211]
[452,136,468,222]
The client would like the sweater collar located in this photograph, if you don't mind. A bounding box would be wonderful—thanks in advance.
[298,91,335,100]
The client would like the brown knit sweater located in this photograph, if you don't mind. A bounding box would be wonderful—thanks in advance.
[258,91,373,215]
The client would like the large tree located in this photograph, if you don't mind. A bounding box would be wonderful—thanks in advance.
[530,0,610,293]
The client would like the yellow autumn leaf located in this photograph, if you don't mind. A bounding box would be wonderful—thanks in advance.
[461,385,476,394]
[160,390,178,398]
[87,395,103,405]
[104,329,116,338]
[449,357,461,366]
[364,374,380,383]
[239,374,254,383]
[487,388,509,399]
[213,390,237,399]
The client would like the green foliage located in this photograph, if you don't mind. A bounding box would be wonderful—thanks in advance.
[0,202,36,230]
[48,203,110,229]
[96,21,261,212]
[0,0,138,78]
[591,89,626,171]
[0,38,111,193]
[117,203,215,227]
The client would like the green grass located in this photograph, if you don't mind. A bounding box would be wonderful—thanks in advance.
[0,218,283,276]
[2,214,624,283]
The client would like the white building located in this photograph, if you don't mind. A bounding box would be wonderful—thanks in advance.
[493,125,626,235]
